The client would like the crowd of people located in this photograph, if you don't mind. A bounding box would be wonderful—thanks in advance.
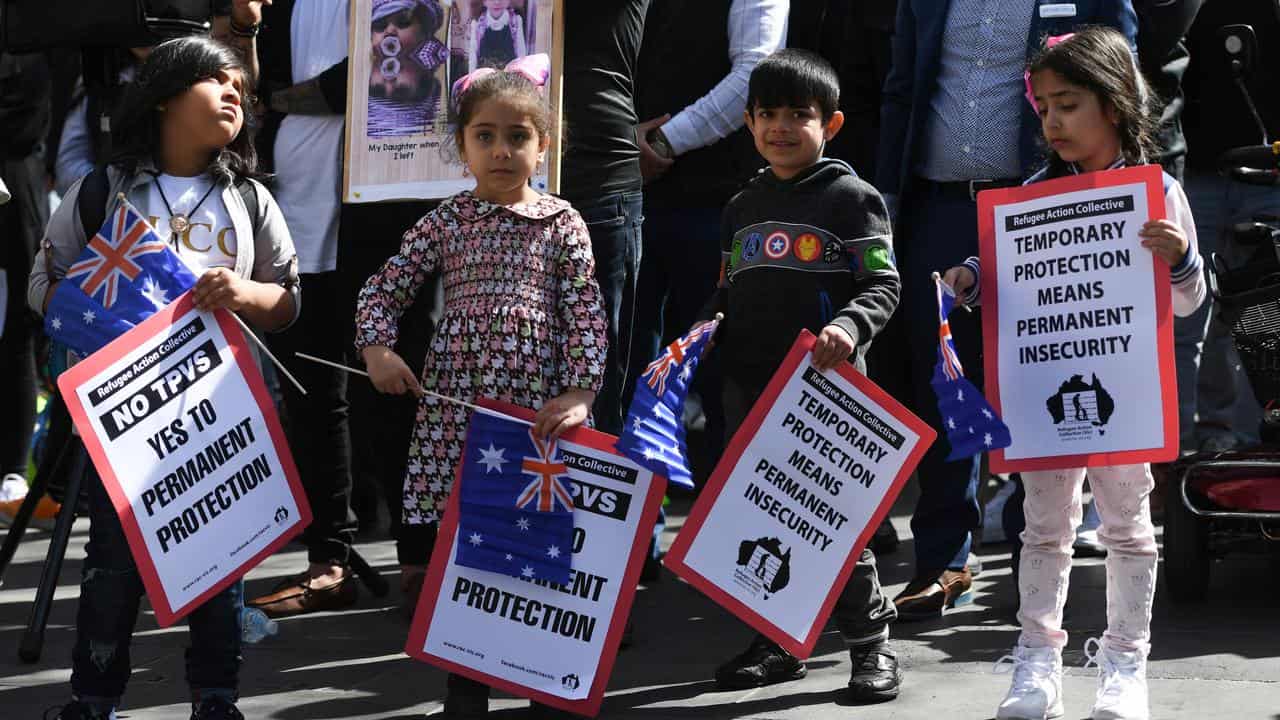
[1,1,1277,719]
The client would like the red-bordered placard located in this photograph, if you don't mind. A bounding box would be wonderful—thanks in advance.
[663,331,934,659]
[977,165,1176,473]
[58,293,309,627]
[405,399,666,717]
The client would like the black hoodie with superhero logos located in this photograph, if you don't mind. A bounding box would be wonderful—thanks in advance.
[704,158,900,393]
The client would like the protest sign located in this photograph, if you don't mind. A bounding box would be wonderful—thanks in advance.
[406,400,665,717]
[343,0,563,202]
[663,331,934,658]
[58,294,309,627]
[976,165,1176,472]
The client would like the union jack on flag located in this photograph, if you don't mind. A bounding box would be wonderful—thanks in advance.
[616,317,720,488]
[44,198,197,357]
[517,432,575,512]
[930,276,1011,460]
[455,409,575,584]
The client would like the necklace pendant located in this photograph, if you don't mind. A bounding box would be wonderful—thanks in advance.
[170,214,190,235]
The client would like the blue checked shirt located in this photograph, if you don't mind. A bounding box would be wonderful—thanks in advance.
[917,0,1037,182]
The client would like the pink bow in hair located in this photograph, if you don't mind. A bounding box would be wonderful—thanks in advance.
[1024,33,1075,114]
[451,53,551,110]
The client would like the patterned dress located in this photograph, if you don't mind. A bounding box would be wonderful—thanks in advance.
[355,191,608,525]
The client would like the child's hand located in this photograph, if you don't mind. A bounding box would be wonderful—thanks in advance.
[193,268,255,312]
[942,266,976,301]
[1140,219,1189,267]
[811,325,856,371]
[362,345,423,397]
[533,388,596,442]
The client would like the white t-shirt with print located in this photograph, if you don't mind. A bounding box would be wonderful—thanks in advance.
[145,173,238,276]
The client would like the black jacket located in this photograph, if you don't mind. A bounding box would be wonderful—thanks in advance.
[706,159,900,391]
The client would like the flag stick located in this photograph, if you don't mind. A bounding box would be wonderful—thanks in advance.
[225,311,308,396]
[293,352,533,426]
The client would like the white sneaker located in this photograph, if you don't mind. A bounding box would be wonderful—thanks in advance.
[983,480,1018,544]
[1084,637,1150,720]
[0,474,28,503]
[994,644,1064,719]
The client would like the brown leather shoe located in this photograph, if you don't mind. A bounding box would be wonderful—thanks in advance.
[248,569,358,618]
[893,566,973,622]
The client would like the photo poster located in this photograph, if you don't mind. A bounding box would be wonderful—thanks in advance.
[662,331,934,659]
[405,399,666,717]
[344,0,564,202]
[976,164,1177,472]
[57,294,310,627]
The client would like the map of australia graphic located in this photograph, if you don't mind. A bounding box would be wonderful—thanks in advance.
[1046,374,1115,434]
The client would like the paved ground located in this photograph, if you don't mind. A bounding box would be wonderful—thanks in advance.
[3,481,1278,719]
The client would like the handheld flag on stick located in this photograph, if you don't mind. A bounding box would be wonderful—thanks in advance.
[615,316,721,488]
[931,275,1011,460]
[455,409,575,585]
[44,198,197,357]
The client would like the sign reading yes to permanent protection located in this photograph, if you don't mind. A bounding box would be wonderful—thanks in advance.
[58,293,309,627]
[663,331,934,658]
[406,400,665,718]
[977,165,1177,472]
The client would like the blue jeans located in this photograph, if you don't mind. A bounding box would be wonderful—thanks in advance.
[628,206,725,458]
[897,181,983,575]
[1173,172,1272,449]
[71,466,242,708]
[572,191,644,436]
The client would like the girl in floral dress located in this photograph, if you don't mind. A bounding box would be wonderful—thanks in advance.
[354,57,607,600]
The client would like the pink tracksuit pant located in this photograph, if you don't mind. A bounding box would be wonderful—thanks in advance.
[1017,464,1158,652]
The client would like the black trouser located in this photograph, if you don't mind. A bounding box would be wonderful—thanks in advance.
[724,377,897,646]
[338,200,443,565]
[0,153,44,479]
[266,270,357,565]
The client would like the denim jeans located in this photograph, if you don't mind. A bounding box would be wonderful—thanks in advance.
[896,181,983,575]
[1173,172,1272,449]
[569,191,643,436]
[72,466,242,707]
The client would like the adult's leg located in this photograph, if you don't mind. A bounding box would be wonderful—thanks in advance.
[0,278,35,479]
[572,191,643,436]
[1176,172,1228,450]
[897,187,983,578]
[70,469,147,711]
[1016,468,1085,650]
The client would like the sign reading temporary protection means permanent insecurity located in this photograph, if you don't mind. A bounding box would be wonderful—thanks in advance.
[58,294,309,627]
[406,400,665,717]
[976,165,1177,472]
[663,331,934,658]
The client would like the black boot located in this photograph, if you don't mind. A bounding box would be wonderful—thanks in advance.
[190,697,245,720]
[714,635,807,689]
[845,640,902,703]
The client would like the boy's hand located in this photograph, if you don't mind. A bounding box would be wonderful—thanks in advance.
[942,266,977,301]
[363,345,423,397]
[812,325,856,370]
[193,268,255,312]
[533,388,596,442]
[1139,219,1189,267]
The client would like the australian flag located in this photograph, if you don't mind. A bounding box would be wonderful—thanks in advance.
[44,199,197,357]
[615,318,720,488]
[455,409,576,585]
[931,276,1011,460]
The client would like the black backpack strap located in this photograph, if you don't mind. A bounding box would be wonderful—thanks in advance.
[75,166,110,242]
[235,177,263,237]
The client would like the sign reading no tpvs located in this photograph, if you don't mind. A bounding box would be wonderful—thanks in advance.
[58,295,309,626]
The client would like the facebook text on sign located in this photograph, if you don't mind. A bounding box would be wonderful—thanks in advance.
[663,331,934,658]
[406,401,666,718]
[57,294,309,627]
[976,165,1178,472]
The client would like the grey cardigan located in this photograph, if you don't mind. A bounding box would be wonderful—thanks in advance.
[28,164,301,329]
